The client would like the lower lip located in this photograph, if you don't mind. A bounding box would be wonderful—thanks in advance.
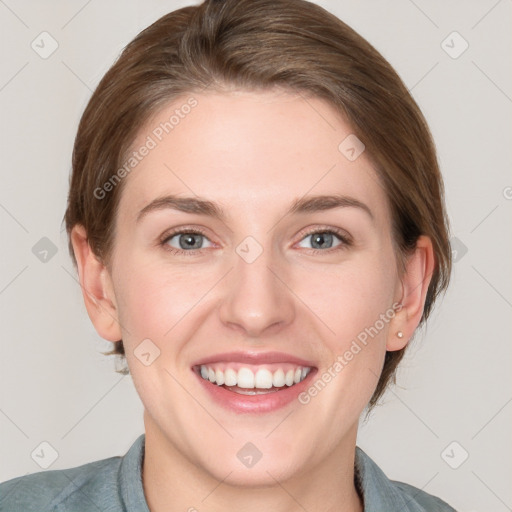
[193,368,317,414]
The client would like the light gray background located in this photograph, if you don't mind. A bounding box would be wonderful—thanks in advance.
[1,1,511,510]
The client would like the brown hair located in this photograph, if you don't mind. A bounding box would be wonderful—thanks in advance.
[63,0,451,409]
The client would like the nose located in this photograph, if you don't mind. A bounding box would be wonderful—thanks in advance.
[218,244,296,338]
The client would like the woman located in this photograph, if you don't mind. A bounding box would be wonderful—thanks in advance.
[0,0,455,510]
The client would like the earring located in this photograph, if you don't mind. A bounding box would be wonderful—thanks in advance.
[396,331,404,338]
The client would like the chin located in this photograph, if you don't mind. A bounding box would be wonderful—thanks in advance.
[188,434,314,489]
[207,458,303,488]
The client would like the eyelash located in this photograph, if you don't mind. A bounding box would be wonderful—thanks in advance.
[159,227,211,257]
[159,226,352,256]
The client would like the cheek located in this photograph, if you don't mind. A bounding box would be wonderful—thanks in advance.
[114,259,206,339]
[298,254,397,344]
[112,260,205,406]
[295,262,395,419]
[296,253,396,401]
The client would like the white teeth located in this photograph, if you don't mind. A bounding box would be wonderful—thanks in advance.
[198,364,312,389]
[224,368,237,386]
[237,368,255,389]
[254,369,273,389]
[272,369,285,387]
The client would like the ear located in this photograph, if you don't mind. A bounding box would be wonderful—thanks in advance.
[386,235,436,351]
[70,224,122,342]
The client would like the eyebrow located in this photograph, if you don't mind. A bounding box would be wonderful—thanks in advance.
[136,193,374,224]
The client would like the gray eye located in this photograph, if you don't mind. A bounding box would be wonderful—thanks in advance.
[298,232,342,250]
[167,233,213,250]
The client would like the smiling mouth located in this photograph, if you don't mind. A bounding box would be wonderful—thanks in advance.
[193,363,312,395]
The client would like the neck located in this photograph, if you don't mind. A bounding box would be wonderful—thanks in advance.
[142,412,363,512]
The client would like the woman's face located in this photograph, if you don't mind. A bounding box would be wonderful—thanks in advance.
[105,89,406,484]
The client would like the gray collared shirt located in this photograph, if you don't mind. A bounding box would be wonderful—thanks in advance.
[0,434,456,511]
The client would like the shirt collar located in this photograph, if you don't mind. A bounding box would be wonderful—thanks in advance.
[118,434,150,512]
[355,446,427,511]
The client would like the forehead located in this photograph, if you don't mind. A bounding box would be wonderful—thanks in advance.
[118,89,389,226]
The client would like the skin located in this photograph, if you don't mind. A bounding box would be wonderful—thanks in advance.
[71,89,434,512]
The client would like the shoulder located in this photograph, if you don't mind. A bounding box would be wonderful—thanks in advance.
[355,446,457,511]
[392,480,458,511]
[0,453,123,512]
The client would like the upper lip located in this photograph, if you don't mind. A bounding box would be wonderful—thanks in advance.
[192,351,316,368]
